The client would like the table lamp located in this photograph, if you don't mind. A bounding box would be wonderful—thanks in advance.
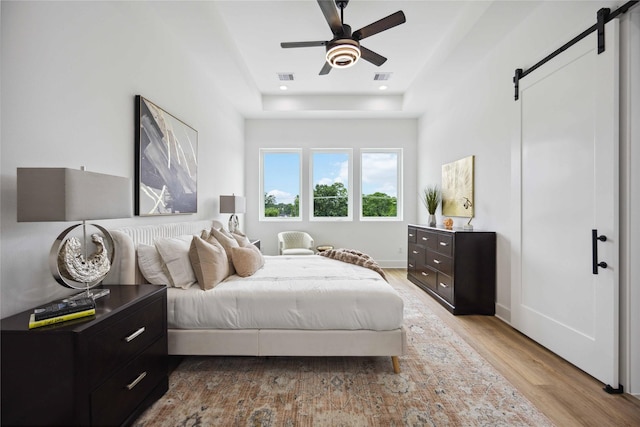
[219,194,246,234]
[17,167,131,299]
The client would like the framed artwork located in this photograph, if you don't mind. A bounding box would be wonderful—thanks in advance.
[442,155,474,217]
[135,95,198,215]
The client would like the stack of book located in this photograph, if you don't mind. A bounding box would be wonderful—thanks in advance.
[28,297,96,329]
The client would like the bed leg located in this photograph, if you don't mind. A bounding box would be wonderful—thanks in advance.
[391,356,401,374]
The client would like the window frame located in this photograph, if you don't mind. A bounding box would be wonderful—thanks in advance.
[309,148,353,221]
[259,148,303,222]
[359,148,403,221]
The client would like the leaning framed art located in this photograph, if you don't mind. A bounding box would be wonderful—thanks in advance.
[442,155,474,217]
[135,95,198,215]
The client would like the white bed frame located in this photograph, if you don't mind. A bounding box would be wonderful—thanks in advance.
[104,220,406,373]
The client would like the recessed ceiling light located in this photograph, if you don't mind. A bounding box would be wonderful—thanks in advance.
[280,85,288,91]
[379,85,388,91]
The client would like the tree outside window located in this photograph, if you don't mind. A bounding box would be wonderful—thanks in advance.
[261,150,301,220]
[311,150,352,220]
[361,150,402,220]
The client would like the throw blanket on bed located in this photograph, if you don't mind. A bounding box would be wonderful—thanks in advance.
[319,248,387,282]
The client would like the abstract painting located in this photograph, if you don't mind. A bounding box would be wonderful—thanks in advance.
[442,155,474,217]
[135,95,197,215]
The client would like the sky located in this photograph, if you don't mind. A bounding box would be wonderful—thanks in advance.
[264,151,398,205]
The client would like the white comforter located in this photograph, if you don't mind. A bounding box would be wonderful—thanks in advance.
[167,255,403,331]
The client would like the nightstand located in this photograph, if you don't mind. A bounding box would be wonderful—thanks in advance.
[1,284,168,426]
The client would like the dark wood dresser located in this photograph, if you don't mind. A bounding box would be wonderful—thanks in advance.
[1,284,168,426]
[407,225,496,315]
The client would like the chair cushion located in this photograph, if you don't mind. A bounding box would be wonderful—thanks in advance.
[282,248,315,256]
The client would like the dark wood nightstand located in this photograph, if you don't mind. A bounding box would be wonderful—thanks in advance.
[1,284,168,426]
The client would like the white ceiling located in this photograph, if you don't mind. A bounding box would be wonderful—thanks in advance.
[205,0,542,117]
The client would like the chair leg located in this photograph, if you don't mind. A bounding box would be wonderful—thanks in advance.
[391,356,400,374]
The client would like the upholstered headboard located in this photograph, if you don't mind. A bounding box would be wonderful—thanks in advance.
[103,219,223,285]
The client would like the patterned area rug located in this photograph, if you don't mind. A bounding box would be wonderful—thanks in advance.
[133,287,554,426]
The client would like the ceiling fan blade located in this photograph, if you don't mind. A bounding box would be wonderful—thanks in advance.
[319,61,332,75]
[281,41,327,49]
[360,46,387,67]
[353,11,406,40]
[317,0,344,36]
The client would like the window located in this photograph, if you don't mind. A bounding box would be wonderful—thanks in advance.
[260,149,301,220]
[361,149,402,220]
[310,149,352,220]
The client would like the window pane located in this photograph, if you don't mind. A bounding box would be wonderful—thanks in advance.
[312,151,350,218]
[361,151,399,218]
[263,151,300,218]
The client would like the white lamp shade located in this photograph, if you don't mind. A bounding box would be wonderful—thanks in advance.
[219,195,246,214]
[17,168,132,222]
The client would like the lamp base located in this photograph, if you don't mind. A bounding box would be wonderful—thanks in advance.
[67,288,110,301]
[228,214,239,234]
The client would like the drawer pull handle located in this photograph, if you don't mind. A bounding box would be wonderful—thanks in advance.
[408,263,414,268]
[439,242,448,246]
[422,237,428,241]
[412,250,419,254]
[439,282,448,288]
[433,259,441,264]
[421,272,429,277]
[125,327,146,343]
[409,233,414,237]
[126,371,147,390]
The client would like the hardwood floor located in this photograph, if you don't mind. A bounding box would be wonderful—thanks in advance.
[386,269,640,427]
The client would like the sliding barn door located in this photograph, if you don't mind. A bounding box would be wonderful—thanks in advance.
[512,21,619,387]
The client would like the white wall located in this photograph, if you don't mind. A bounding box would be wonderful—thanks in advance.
[1,1,247,317]
[414,1,639,395]
[245,118,417,265]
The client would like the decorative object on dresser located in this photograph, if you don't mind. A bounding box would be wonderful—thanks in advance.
[441,155,474,218]
[17,167,131,300]
[1,284,168,427]
[219,194,246,234]
[135,95,198,216]
[407,225,496,315]
[420,185,441,227]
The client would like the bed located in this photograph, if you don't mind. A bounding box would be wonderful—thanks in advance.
[104,220,406,373]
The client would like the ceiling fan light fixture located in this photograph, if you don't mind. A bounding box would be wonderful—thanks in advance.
[326,39,361,68]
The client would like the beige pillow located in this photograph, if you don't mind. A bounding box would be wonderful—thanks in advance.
[137,244,171,286]
[230,245,264,277]
[231,231,253,248]
[210,228,239,275]
[189,236,229,290]
[155,236,197,289]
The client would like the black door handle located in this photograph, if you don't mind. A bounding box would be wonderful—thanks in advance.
[592,229,607,274]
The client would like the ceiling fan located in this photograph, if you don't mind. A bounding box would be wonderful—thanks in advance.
[280,0,406,75]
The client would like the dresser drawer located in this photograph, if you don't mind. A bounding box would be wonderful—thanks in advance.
[91,338,167,427]
[417,229,437,250]
[435,233,453,256]
[427,251,453,276]
[437,273,454,302]
[408,243,424,264]
[89,297,165,387]
[408,227,417,244]
[416,265,437,291]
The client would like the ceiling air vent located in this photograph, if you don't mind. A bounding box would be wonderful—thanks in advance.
[374,72,392,81]
[277,73,295,81]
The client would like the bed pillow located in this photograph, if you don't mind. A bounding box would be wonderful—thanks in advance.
[231,231,253,248]
[137,244,171,286]
[210,228,239,275]
[155,235,197,289]
[189,236,229,290]
[230,245,264,277]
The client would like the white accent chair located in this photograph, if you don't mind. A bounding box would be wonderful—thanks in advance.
[278,231,315,255]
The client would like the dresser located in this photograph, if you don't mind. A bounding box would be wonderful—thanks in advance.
[407,225,496,315]
[1,284,168,426]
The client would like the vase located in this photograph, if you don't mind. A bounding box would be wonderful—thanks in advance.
[428,214,436,227]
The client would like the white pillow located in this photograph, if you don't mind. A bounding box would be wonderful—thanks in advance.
[137,244,171,286]
[155,235,197,289]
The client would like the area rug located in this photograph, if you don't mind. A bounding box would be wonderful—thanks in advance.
[133,286,554,426]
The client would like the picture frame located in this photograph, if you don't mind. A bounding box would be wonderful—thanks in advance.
[442,155,474,218]
[135,95,198,216]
